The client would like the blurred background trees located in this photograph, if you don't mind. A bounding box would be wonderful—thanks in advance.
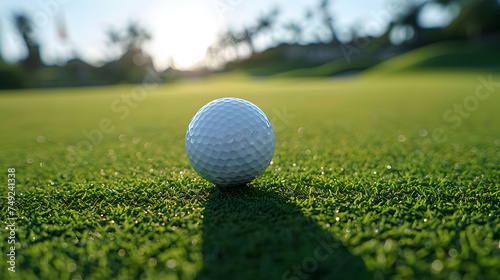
[0,0,499,89]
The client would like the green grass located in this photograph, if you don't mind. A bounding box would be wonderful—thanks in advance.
[273,40,500,78]
[1,71,500,280]
[274,57,380,78]
[365,40,500,75]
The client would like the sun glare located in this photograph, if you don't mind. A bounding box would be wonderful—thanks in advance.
[147,5,220,70]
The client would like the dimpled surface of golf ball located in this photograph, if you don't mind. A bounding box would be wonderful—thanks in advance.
[185,98,275,187]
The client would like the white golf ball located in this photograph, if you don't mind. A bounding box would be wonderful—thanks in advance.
[185,98,275,186]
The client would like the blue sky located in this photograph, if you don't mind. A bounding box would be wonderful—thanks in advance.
[0,0,443,70]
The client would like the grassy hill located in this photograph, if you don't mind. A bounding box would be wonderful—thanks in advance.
[364,40,500,75]
[274,57,381,78]
[273,39,500,78]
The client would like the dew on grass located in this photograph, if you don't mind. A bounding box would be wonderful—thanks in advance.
[166,259,177,269]
[118,249,126,257]
[67,263,77,272]
[132,137,141,144]
[148,258,157,267]
[431,260,443,273]
[449,248,458,258]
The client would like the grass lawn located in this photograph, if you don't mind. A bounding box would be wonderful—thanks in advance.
[0,71,499,280]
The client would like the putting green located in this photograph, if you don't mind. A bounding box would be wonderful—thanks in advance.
[0,71,499,279]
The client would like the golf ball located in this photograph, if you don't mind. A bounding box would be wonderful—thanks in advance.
[185,98,275,186]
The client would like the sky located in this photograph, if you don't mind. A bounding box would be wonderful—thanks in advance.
[0,0,455,71]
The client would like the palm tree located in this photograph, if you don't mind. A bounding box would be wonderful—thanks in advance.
[13,13,35,49]
[125,23,151,50]
[319,0,337,44]
[240,27,255,53]
[284,22,302,43]
[12,13,42,70]
[218,30,239,59]
[254,8,280,45]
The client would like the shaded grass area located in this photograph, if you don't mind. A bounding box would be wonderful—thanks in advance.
[365,40,500,76]
[274,40,500,79]
[199,186,371,280]
[0,72,499,279]
[274,58,380,78]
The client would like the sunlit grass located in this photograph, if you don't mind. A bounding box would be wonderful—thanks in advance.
[0,71,499,279]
